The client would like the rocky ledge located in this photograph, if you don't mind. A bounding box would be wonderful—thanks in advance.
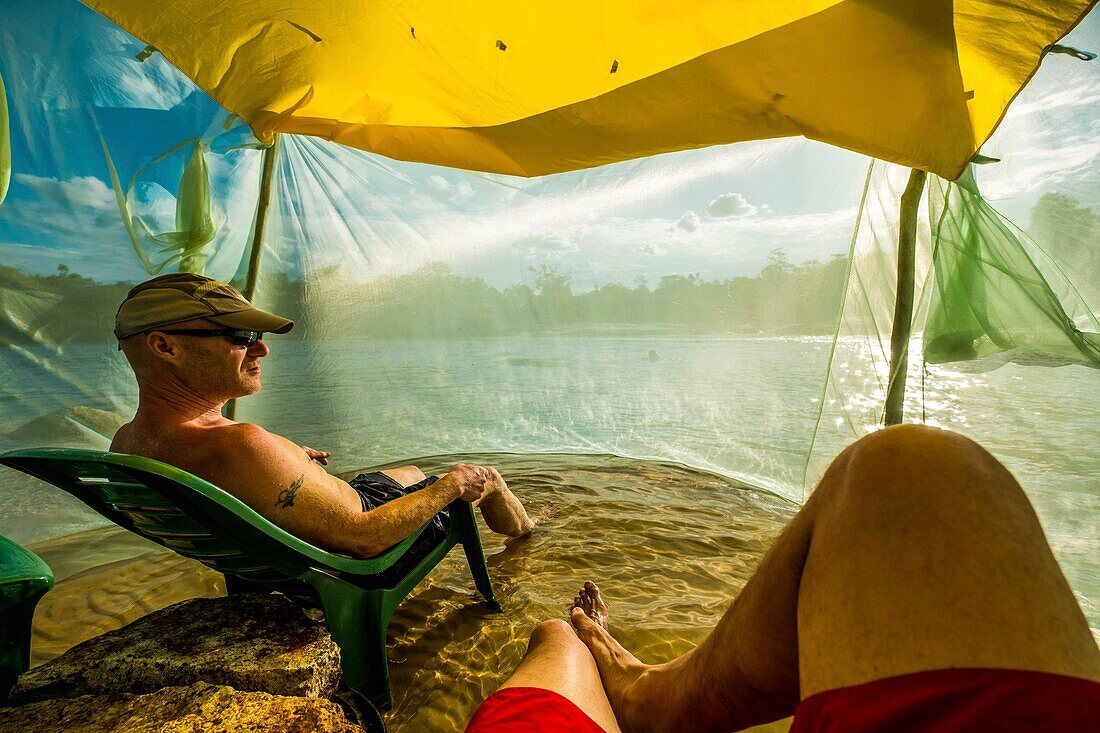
[0,681,363,732]
[10,593,342,705]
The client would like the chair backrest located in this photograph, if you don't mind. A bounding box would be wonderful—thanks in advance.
[0,449,392,594]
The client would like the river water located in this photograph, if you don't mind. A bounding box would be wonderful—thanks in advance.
[1,334,1097,729]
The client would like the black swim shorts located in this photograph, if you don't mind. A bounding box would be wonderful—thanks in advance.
[348,471,451,584]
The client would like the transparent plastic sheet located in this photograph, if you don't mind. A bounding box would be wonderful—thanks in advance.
[238,132,866,496]
[0,0,267,536]
[0,0,1095,639]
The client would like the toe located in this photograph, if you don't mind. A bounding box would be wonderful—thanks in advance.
[570,606,595,633]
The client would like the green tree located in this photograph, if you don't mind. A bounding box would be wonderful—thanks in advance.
[761,248,793,280]
[1029,192,1100,302]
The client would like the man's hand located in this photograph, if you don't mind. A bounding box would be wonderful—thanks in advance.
[301,446,331,465]
[440,463,493,502]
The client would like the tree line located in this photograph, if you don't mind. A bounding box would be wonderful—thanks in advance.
[0,249,848,345]
[266,250,849,338]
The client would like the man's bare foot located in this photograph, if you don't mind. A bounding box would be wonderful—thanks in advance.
[570,582,655,733]
[573,581,610,628]
[479,468,538,537]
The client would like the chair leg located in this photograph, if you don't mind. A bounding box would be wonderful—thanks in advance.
[308,572,393,710]
[1,598,40,701]
[452,503,502,612]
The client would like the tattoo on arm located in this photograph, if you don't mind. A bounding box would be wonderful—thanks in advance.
[275,475,304,509]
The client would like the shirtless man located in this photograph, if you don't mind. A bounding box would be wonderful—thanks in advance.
[111,273,536,560]
[466,425,1100,732]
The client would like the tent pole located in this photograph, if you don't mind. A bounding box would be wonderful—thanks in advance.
[227,135,279,421]
[242,135,279,302]
[884,168,927,426]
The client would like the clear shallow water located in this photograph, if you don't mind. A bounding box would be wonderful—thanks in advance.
[2,334,1097,630]
[25,454,795,732]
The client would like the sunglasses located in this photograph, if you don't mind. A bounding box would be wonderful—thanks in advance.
[151,328,265,347]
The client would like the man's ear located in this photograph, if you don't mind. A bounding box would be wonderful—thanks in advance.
[146,332,178,362]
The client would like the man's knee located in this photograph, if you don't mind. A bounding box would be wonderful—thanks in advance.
[396,465,427,483]
[847,423,976,459]
[815,424,1025,516]
[527,619,581,655]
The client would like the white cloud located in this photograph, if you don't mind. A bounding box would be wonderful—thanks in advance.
[425,174,476,203]
[512,233,578,260]
[677,210,700,232]
[707,192,757,218]
[426,175,449,194]
[13,174,114,209]
[2,175,126,249]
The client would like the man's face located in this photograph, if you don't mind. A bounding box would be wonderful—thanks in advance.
[158,319,271,402]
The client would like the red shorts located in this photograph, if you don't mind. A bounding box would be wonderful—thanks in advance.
[465,688,607,733]
[466,669,1100,733]
[791,668,1100,733]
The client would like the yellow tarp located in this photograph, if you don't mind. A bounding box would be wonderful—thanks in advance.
[85,0,1094,178]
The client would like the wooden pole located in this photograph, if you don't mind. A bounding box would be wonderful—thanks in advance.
[242,136,279,302]
[884,168,927,426]
[227,136,279,420]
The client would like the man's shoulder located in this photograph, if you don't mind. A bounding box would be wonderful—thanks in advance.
[204,422,290,459]
[213,421,272,443]
[189,422,314,496]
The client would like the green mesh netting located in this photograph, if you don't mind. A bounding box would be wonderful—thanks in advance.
[924,169,1100,366]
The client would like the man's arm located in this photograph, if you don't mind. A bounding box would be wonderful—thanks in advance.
[207,424,487,557]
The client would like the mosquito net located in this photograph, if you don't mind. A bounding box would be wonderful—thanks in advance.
[0,0,1097,650]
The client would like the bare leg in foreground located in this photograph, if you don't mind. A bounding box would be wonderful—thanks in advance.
[486,618,624,732]
[563,425,1100,732]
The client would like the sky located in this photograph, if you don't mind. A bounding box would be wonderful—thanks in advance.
[0,1,1097,292]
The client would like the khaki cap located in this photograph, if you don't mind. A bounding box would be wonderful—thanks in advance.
[114,273,294,341]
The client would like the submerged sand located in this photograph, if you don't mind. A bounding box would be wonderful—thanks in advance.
[26,454,795,732]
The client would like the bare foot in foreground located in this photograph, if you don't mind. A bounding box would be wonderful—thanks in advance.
[573,580,610,628]
[570,582,654,732]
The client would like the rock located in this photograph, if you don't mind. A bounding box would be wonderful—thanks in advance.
[0,681,363,732]
[11,594,341,704]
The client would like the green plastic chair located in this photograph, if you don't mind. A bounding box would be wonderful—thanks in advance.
[0,534,53,701]
[0,448,500,709]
